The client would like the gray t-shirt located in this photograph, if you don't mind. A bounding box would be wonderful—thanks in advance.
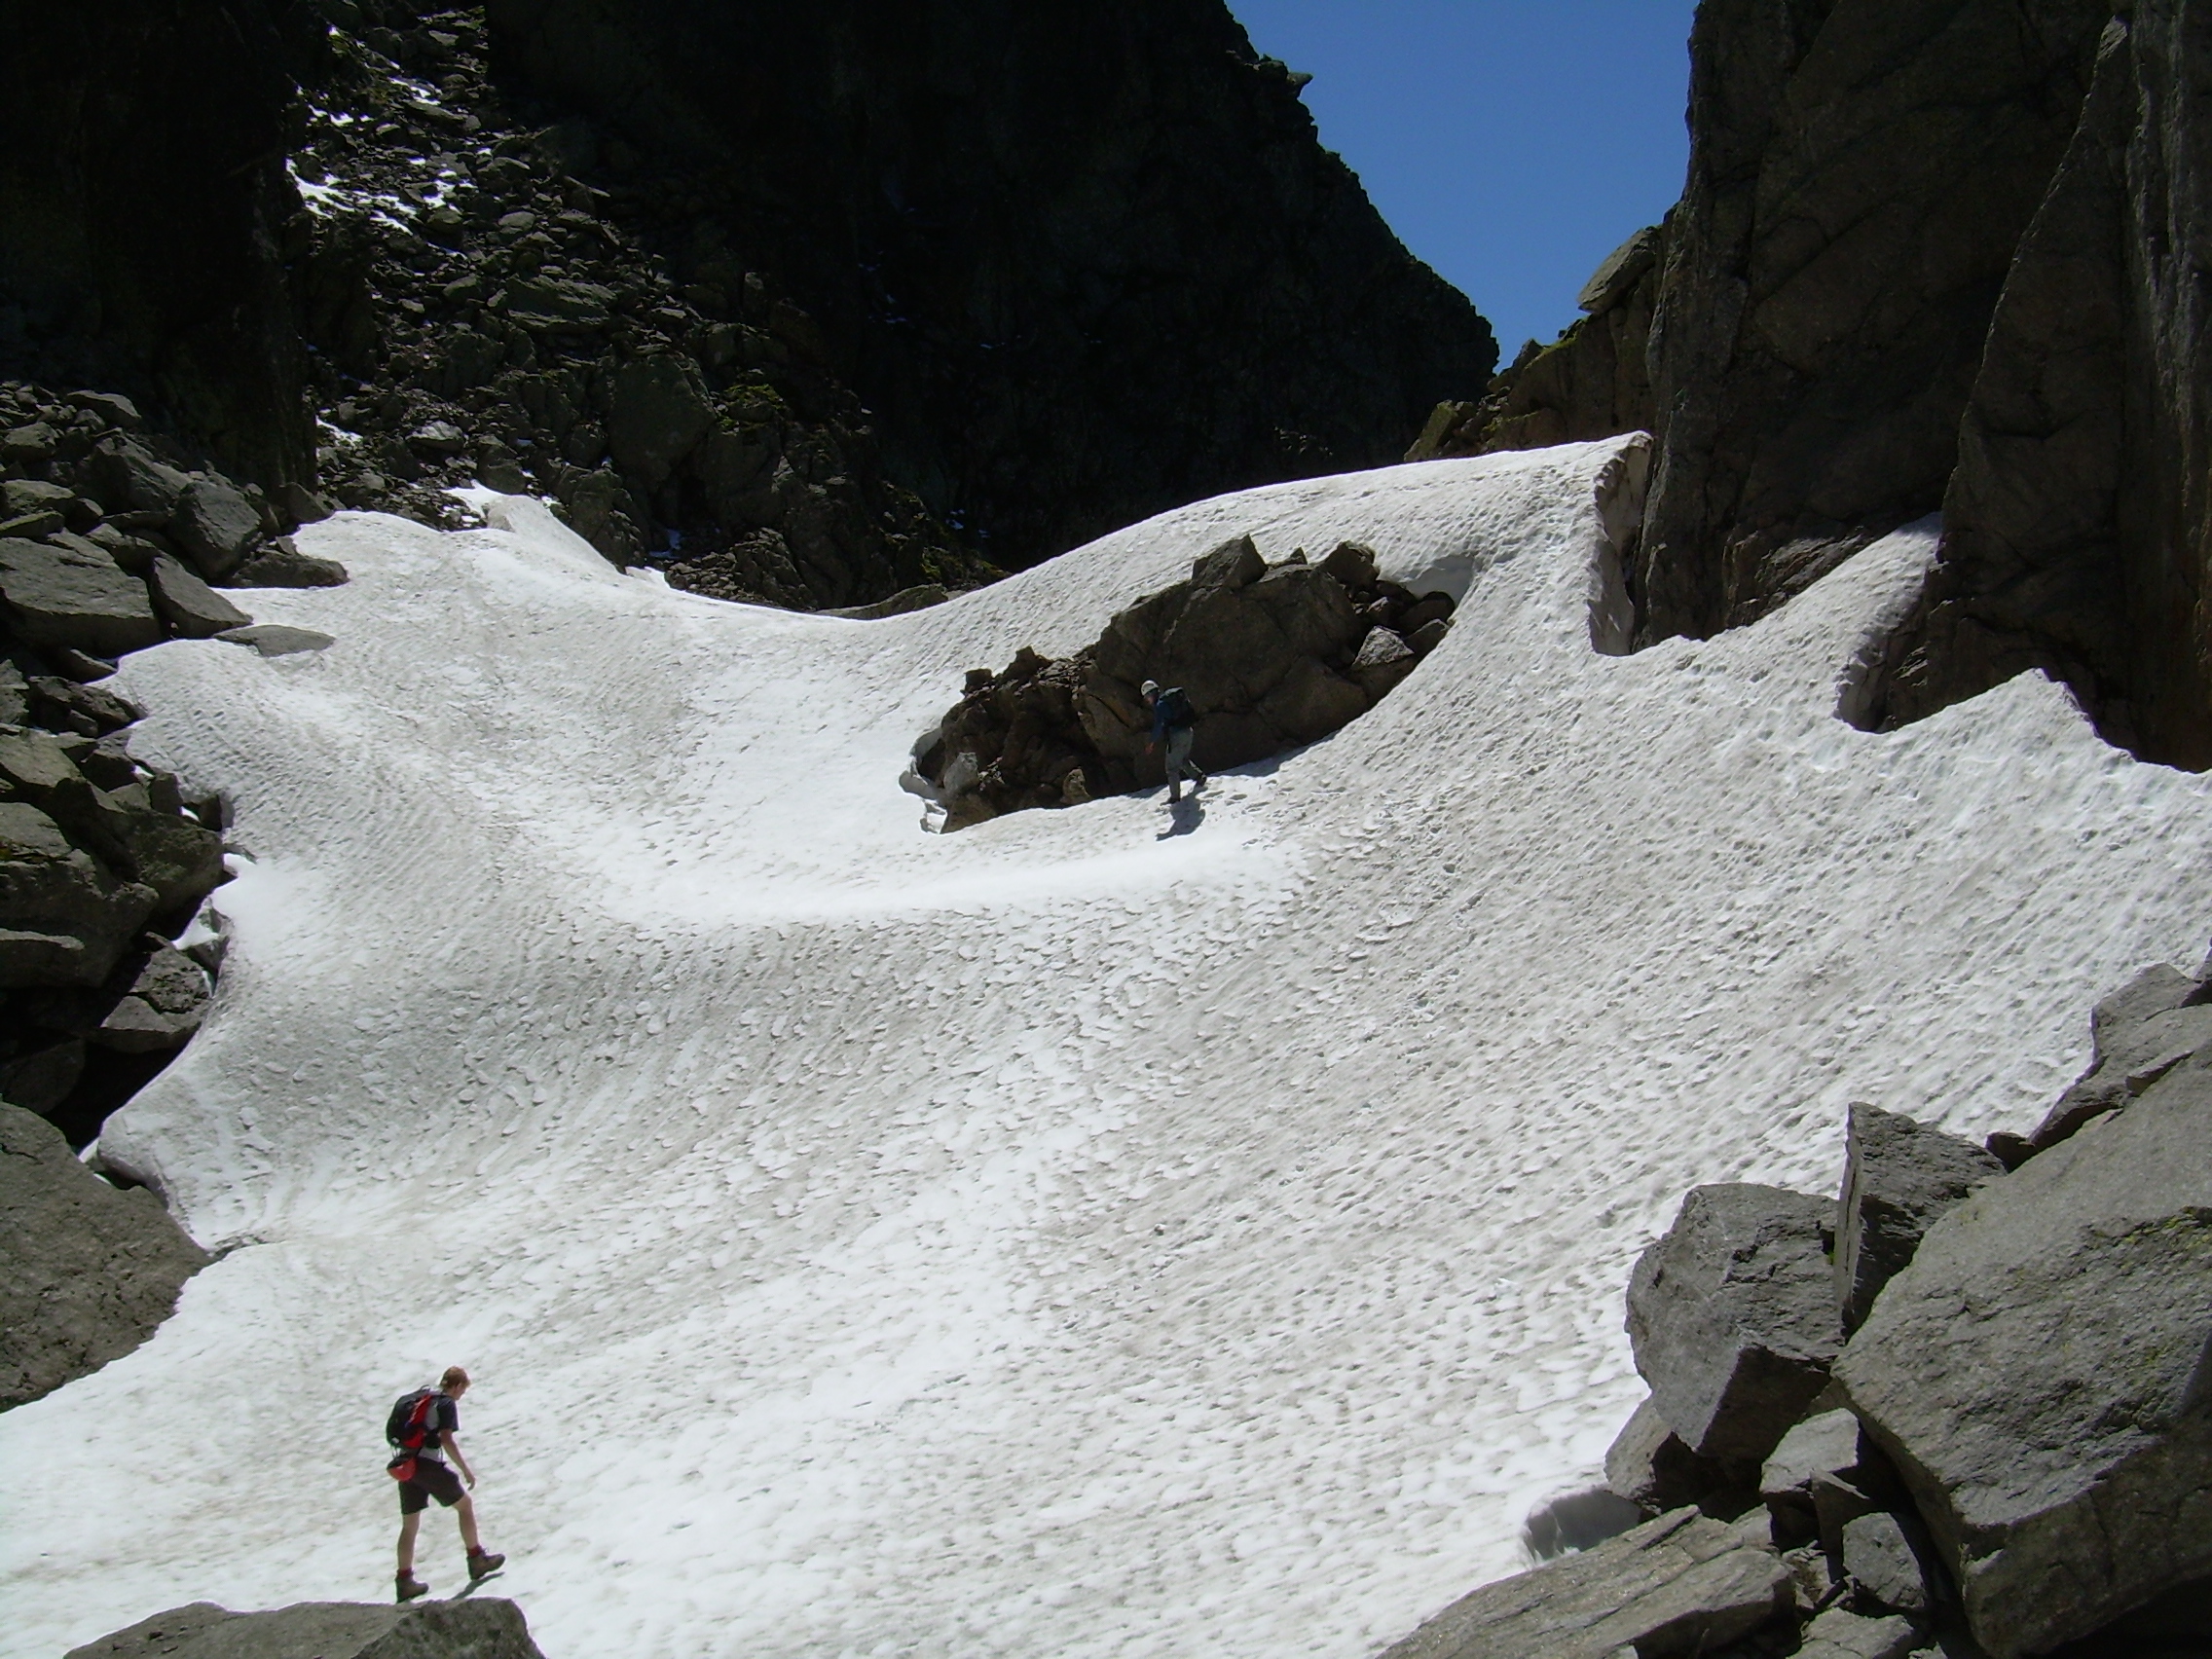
[413,1392,460,1462]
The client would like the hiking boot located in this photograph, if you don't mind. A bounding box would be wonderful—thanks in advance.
[466,1547,505,1580]
[395,1573,430,1604]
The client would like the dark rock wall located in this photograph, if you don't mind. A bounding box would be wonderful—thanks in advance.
[1638,0,2109,642]
[484,0,1498,569]
[1858,6,2212,767]
[0,1,319,492]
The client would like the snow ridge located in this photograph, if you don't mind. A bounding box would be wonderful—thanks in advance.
[4,440,2207,1659]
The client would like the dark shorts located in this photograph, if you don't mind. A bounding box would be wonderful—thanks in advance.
[397,1457,465,1514]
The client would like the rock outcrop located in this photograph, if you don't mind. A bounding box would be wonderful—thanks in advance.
[1411,2,2212,767]
[1408,224,1664,463]
[905,537,1456,829]
[0,1103,208,1411]
[1633,0,2110,644]
[0,2,320,493]
[7,0,1495,611]
[66,1599,544,1659]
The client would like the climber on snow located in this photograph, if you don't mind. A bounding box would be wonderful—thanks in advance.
[1142,680,1204,802]
[386,1365,505,1602]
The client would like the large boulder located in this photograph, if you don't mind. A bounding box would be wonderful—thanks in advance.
[0,800,160,988]
[0,1103,208,1409]
[1833,1052,2212,1656]
[64,1598,544,1659]
[147,554,253,639]
[1626,1184,1842,1462]
[0,537,163,658]
[1374,1507,1789,1659]
[168,477,265,581]
[1833,1102,2006,1331]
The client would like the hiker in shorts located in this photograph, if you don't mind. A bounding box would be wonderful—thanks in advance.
[1142,680,1204,802]
[390,1366,504,1602]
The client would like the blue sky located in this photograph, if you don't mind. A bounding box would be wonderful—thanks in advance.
[1228,1,1698,356]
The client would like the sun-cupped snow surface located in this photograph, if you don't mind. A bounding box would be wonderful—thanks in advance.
[6,440,2211,1659]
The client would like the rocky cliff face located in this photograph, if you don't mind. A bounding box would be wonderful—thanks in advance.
[1,0,1494,608]
[0,1,322,494]
[1636,0,2108,643]
[1867,6,2212,766]
[1417,0,2212,768]
[483,0,1498,570]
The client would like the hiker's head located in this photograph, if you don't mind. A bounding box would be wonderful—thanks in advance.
[1140,680,1161,702]
[440,1366,470,1396]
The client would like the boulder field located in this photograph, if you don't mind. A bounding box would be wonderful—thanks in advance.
[1382,959,2212,1658]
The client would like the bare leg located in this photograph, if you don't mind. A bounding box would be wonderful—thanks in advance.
[396,1511,422,1575]
[453,1493,482,1554]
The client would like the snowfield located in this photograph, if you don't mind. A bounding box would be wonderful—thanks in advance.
[6,439,2210,1659]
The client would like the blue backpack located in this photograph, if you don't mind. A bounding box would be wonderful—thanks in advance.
[1155,686,1195,730]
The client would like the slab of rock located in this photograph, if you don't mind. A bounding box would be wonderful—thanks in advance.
[1792,1605,1922,1659]
[93,945,210,1053]
[1605,1396,1760,1520]
[216,624,335,657]
[1834,1053,2212,1656]
[0,1103,208,1409]
[226,537,349,588]
[1834,1104,2006,1331]
[147,554,253,638]
[0,801,160,987]
[1376,1508,1789,1659]
[1627,1184,1843,1461]
[64,1598,544,1659]
[825,583,948,620]
[0,536,163,657]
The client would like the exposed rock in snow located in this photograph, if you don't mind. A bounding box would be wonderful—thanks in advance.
[2019,960,2212,1153]
[0,1103,207,1411]
[913,535,1455,827]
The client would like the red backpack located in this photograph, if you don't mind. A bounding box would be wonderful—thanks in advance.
[384,1387,440,1483]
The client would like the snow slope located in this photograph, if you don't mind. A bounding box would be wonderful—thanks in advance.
[6,440,2210,1659]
